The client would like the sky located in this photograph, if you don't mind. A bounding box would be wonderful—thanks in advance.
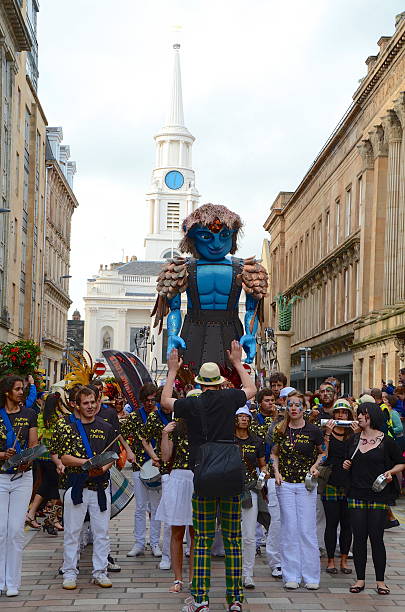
[37,0,404,315]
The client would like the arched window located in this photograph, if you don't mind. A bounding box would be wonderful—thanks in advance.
[102,331,111,350]
[162,249,180,260]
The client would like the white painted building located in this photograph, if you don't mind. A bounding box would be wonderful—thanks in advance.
[83,44,197,379]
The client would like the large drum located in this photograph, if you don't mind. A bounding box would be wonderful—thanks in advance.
[139,459,161,489]
[110,466,134,518]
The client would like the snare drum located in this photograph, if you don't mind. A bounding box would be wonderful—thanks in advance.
[139,459,162,489]
[110,466,134,518]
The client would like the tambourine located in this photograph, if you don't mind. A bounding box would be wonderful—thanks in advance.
[81,451,119,471]
[1,444,48,472]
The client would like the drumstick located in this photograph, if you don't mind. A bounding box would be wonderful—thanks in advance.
[11,426,23,450]
[99,434,121,455]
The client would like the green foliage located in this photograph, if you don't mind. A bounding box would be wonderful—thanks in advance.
[0,339,43,388]
[275,294,302,331]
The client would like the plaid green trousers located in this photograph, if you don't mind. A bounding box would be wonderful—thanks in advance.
[191,493,243,604]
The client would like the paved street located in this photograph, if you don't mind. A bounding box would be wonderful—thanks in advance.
[7,495,405,612]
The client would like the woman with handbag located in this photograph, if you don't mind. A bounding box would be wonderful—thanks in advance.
[271,390,326,590]
[234,406,267,590]
[321,399,357,575]
[343,402,405,595]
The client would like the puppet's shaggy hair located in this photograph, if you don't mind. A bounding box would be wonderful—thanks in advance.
[179,203,243,257]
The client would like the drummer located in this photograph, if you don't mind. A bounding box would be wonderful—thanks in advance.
[142,385,178,570]
[120,383,163,559]
[51,385,119,590]
[0,374,38,597]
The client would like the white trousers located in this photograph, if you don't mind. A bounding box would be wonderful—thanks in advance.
[0,471,33,590]
[266,478,281,570]
[241,490,258,577]
[62,487,111,579]
[316,494,326,549]
[276,481,320,585]
[133,470,161,548]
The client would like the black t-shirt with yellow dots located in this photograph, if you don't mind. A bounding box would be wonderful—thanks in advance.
[120,410,149,471]
[0,406,37,472]
[273,422,323,483]
[170,423,190,470]
[235,433,265,487]
[50,415,118,490]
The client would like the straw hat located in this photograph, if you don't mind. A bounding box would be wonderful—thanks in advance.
[332,399,354,419]
[194,362,225,386]
[186,389,202,398]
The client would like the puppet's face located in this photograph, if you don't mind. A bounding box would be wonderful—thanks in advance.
[188,224,234,260]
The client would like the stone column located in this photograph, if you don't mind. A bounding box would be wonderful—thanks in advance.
[357,139,374,316]
[394,94,405,301]
[275,331,294,384]
[383,110,403,305]
[368,126,388,311]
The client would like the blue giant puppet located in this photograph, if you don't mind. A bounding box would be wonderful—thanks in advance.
[152,203,268,373]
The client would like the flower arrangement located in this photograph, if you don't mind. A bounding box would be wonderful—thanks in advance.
[0,339,43,388]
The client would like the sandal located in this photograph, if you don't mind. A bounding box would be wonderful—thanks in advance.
[25,514,41,529]
[349,583,365,593]
[376,585,390,595]
[169,580,183,593]
[325,567,338,574]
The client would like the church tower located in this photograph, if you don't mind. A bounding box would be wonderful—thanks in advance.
[144,44,200,260]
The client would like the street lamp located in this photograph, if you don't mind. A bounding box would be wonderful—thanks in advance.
[60,275,72,281]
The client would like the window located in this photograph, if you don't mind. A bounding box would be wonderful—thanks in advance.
[17,88,21,132]
[318,217,322,259]
[18,291,24,334]
[369,356,375,388]
[325,210,330,252]
[345,187,352,237]
[15,152,20,195]
[167,202,180,230]
[335,199,340,245]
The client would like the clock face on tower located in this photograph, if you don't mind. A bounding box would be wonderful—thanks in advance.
[165,170,184,190]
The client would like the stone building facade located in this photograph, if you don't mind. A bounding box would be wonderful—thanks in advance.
[263,13,405,395]
[0,0,47,345]
[42,128,77,384]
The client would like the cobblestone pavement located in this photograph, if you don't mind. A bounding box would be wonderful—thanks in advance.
[7,497,405,612]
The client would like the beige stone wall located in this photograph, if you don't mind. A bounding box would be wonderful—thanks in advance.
[1,1,47,346]
[262,14,405,392]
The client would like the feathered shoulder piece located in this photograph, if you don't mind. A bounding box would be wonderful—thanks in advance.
[151,257,188,333]
[237,256,268,301]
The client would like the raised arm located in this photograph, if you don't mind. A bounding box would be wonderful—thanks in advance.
[239,293,259,364]
[227,340,256,400]
[161,349,183,411]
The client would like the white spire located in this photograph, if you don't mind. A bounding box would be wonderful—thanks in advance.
[165,44,185,128]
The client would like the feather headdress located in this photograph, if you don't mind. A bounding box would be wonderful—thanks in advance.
[64,351,98,389]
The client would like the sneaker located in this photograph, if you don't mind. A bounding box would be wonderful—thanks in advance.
[185,549,190,557]
[62,577,77,590]
[243,575,255,589]
[347,551,353,558]
[305,583,319,590]
[255,546,261,556]
[127,545,144,557]
[229,603,242,612]
[107,555,121,572]
[151,544,162,557]
[271,566,282,578]
[159,556,171,570]
[6,588,19,597]
[181,596,210,611]
[284,581,299,589]
[93,574,112,588]
[319,547,327,558]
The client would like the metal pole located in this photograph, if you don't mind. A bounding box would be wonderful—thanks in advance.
[304,349,308,391]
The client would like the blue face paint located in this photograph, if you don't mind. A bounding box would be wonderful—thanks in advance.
[287,400,303,411]
[321,442,327,451]
[188,225,234,261]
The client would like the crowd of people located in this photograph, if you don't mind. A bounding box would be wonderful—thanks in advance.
[1,354,405,612]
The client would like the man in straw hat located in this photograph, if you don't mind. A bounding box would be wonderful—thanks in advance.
[161,340,256,612]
